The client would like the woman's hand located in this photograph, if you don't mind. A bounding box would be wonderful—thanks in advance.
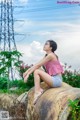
[23,68,31,78]
[23,72,27,78]
[24,74,29,83]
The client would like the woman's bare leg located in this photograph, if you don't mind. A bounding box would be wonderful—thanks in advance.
[34,69,53,93]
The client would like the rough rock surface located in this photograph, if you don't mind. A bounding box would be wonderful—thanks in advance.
[26,82,80,120]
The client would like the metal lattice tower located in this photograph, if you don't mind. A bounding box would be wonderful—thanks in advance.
[0,0,17,51]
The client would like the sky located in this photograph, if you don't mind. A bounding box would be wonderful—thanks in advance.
[1,0,80,70]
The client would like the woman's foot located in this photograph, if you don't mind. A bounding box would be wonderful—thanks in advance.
[39,88,44,93]
[33,90,44,105]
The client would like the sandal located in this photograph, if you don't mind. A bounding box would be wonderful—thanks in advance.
[33,90,44,105]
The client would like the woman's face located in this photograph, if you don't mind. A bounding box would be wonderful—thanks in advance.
[43,41,52,52]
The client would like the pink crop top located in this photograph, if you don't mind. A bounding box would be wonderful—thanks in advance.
[44,60,64,76]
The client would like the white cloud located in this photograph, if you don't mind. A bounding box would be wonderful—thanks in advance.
[17,41,44,65]
[19,0,28,4]
[0,0,3,2]
[15,20,34,33]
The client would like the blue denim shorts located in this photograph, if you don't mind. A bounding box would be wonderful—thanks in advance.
[51,74,62,87]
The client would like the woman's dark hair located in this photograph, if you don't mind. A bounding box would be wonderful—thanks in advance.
[47,40,57,52]
[45,40,58,59]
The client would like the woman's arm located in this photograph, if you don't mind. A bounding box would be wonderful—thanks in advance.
[23,53,52,77]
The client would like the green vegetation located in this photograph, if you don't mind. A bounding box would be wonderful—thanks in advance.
[68,99,80,120]
[0,50,34,95]
[62,70,80,88]
[0,73,34,95]
[0,50,22,80]
[0,67,80,95]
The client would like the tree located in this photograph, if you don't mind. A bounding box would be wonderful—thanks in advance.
[0,50,22,79]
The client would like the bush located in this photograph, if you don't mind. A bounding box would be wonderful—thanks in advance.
[62,70,80,88]
[68,99,80,120]
[0,75,34,94]
[0,77,8,89]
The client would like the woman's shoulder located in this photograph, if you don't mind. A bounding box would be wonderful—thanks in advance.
[48,53,58,60]
[46,53,54,58]
[44,53,57,61]
[48,52,56,57]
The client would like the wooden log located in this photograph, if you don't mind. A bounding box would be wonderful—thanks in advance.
[26,82,80,120]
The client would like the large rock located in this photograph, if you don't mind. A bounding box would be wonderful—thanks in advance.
[0,93,17,109]
[16,92,28,104]
[26,82,80,120]
[0,93,27,120]
[0,82,80,120]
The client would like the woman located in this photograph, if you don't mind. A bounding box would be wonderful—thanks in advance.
[23,40,63,104]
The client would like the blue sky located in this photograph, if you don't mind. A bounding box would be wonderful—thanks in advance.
[2,0,80,70]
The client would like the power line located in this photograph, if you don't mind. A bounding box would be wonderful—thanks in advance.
[20,5,78,13]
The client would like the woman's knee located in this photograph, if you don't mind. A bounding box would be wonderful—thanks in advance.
[34,69,40,75]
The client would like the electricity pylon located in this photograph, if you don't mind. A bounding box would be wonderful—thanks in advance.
[0,0,17,51]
